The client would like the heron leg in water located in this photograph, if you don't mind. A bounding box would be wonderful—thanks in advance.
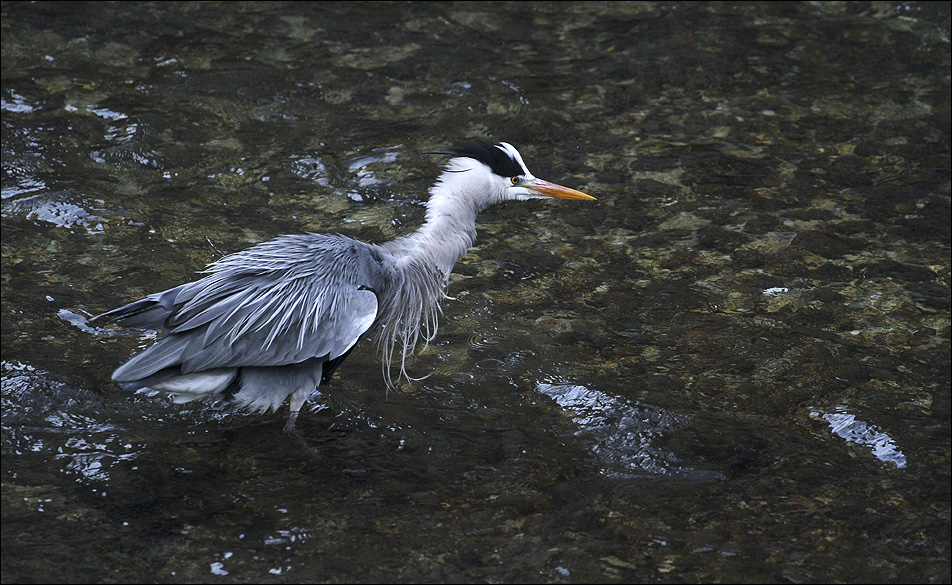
[229,362,324,433]
[282,350,352,433]
[284,387,312,434]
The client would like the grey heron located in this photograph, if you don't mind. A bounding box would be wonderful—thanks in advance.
[95,140,594,432]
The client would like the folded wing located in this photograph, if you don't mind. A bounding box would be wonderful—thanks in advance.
[97,234,386,385]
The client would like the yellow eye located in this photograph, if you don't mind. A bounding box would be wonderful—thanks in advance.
[510,176,520,185]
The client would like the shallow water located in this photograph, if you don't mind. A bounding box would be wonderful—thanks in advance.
[2,2,950,583]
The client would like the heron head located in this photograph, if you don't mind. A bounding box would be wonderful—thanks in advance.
[434,140,595,206]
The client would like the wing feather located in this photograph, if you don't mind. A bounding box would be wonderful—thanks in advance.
[112,334,192,382]
[104,234,389,382]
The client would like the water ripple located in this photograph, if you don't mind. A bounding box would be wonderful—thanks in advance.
[810,407,907,469]
[537,383,724,480]
[2,190,108,233]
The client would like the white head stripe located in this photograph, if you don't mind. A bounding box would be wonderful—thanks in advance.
[495,142,533,178]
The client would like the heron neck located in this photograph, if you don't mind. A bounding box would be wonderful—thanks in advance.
[386,192,479,276]
[384,183,480,277]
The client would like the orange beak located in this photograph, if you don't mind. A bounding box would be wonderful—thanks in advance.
[529,179,596,201]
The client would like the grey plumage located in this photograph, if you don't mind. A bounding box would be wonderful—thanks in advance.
[95,141,594,431]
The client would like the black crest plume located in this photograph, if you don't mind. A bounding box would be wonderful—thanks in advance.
[427,140,525,178]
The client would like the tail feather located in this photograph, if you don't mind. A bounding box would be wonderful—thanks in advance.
[98,302,171,329]
[93,284,188,329]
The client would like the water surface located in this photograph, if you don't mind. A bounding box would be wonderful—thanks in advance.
[2,2,949,583]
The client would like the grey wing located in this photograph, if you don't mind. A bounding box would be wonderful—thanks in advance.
[104,237,384,383]
[93,283,191,330]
